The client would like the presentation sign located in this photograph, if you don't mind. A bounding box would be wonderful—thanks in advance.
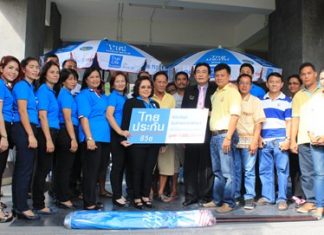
[128,108,208,144]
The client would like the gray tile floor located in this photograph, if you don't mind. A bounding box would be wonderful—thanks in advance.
[0,182,322,235]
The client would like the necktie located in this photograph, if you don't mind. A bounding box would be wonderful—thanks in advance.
[197,86,205,109]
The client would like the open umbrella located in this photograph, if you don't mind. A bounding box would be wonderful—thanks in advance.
[46,39,162,75]
[167,47,282,81]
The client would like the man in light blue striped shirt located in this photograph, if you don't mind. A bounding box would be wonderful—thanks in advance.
[257,72,292,211]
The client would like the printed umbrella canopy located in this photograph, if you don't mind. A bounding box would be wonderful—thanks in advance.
[45,39,162,75]
[167,47,282,81]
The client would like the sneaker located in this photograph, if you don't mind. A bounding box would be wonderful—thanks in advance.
[244,199,255,210]
[278,201,288,211]
[202,201,217,208]
[296,202,316,213]
[256,197,270,206]
[215,203,233,213]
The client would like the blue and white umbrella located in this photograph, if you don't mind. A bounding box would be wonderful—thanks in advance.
[47,39,162,75]
[168,47,282,81]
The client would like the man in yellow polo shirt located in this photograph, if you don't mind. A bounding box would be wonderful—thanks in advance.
[152,71,176,203]
[290,62,322,213]
[203,63,241,213]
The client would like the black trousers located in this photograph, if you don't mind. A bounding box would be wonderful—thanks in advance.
[11,122,37,212]
[0,122,13,197]
[110,131,129,200]
[289,151,304,197]
[128,145,159,199]
[183,143,213,202]
[32,128,58,210]
[81,142,110,207]
[55,126,78,202]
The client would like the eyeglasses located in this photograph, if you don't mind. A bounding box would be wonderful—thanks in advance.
[140,86,152,89]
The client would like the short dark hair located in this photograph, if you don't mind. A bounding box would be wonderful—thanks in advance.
[299,62,316,73]
[59,68,78,84]
[21,57,39,69]
[266,72,283,82]
[153,71,168,82]
[109,71,128,94]
[62,59,77,68]
[194,63,211,75]
[287,74,302,85]
[44,53,58,62]
[237,73,253,84]
[81,67,104,93]
[175,71,189,81]
[137,70,150,80]
[214,63,231,74]
[240,63,254,74]
[132,76,154,98]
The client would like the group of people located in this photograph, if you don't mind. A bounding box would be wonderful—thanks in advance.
[0,52,324,224]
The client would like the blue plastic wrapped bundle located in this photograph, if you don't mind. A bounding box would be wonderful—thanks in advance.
[64,210,217,230]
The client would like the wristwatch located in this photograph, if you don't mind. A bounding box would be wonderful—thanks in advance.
[86,137,93,141]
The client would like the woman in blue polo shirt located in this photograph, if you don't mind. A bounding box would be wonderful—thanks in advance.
[0,56,22,222]
[32,61,60,215]
[55,69,79,209]
[12,57,40,220]
[106,72,129,207]
[76,67,110,210]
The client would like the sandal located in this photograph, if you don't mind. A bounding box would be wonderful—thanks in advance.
[99,191,113,198]
[0,209,13,223]
[158,194,172,203]
[142,197,153,208]
[0,202,7,209]
[133,199,143,209]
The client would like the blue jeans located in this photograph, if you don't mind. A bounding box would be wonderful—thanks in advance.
[311,145,324,208]
[298,144,315,203]
[259,139,289,203]
[210,133,237,208]
[235,148,257,200]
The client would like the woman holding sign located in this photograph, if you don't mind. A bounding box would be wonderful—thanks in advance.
[121,76,160,209]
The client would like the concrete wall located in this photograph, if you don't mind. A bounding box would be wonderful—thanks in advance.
[25,0,46,57]
[0,0,27,60]
[269,0,324,78]
[44,2,62,51]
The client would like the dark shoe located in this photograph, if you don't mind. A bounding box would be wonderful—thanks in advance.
[56,201,75,210]
[34,207,56,215]
[13,210,40,220]
[133,199,143,209]
[182,199,198,207]
[244,199,256,210]
[84,204,103,211]
[99,191,113,198]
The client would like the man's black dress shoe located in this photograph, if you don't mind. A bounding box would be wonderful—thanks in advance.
[182,199,198,206]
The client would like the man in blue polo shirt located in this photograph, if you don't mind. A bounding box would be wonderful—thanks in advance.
[257,72,291,211]
[240,63,266,100]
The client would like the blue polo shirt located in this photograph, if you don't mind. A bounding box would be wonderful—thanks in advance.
[0,78,13,122]
[107,90,127,127]
[251,84,266,100]
[76,88,110,143]
[57,87,79,126]
[36,83,60,129]
[12,79,39,125]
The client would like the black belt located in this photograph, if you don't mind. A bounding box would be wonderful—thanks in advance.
[211,130,228,136]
